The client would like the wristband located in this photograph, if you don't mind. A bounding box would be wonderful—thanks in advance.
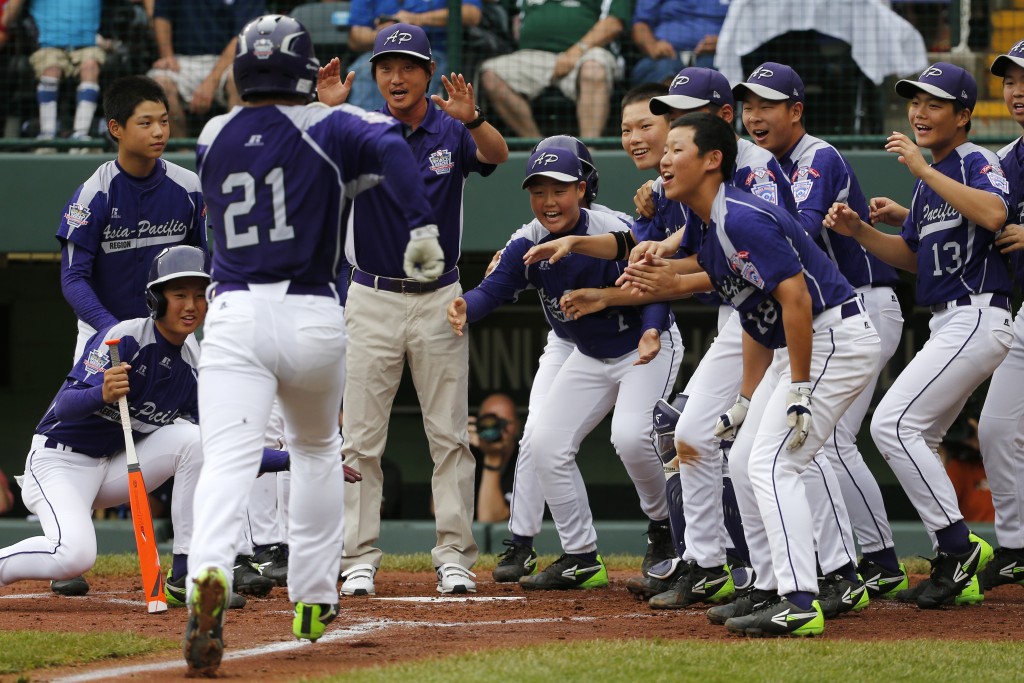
[464,105,486,130]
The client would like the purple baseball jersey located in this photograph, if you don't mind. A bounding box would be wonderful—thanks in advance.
[998,136,1024,289]
[196,103,432,286]
[347,101,496,278]
[464,209,672,359]
[779,134,899,289]
[57,159,207,330]
[698,185,855,348]
[900,142,1012,306]
[35,318,200,458]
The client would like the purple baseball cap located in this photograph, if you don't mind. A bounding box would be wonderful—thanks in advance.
[649,67,734,115]
[991,40,1024,77]
[896,62,976,111]
[732,62,804,103]
[371,23,432,62]
[522,148,584,189]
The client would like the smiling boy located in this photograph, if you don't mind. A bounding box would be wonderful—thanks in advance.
[448,147,682,591]
[57,75,208,363]
[825,62,1011,608]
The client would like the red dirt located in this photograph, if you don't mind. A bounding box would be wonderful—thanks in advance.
[4,571,1023,682]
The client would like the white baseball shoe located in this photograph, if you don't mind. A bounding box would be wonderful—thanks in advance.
[436,563,477,594]
[340,564,376,596]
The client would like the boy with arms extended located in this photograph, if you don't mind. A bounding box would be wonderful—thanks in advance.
[449,148,682,590]
[659,113,880,636]
[826,62,1010,608]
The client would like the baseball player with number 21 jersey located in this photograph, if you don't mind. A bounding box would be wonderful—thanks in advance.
[826,62,1011,609]
[183,15,436,677]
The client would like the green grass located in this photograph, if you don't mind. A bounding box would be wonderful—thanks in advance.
[307,638,1023,683]
[0,630,175,675]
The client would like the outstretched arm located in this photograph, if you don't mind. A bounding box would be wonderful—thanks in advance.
[825,202,917,272]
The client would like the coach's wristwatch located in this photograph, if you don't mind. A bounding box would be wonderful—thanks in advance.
[464,105,486,130]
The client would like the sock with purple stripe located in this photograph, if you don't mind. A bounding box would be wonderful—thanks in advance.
[172,553,188,581]
[575,550,598,563]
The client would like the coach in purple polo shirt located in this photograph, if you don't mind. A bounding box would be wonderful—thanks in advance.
[317,24,508,596]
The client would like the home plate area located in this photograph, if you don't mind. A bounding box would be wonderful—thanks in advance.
[3,569,1023,682]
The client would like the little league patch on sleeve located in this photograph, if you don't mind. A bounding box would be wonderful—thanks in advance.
[981,164,1009,193]
[744,167,779,205]
[65,203,91,229]
[429,148,454,175]
[728,250,765,289]
[790,166,820,204]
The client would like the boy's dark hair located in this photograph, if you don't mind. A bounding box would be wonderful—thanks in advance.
[952,101,972,133]
[621,82,668,112]
[672,112,736,182]
[103,75,169,126]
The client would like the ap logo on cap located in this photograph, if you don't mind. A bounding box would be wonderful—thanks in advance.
[670,74,690,89]
[750,66,774,80]
[922,65,943,78]
[385,29,413,45]
[533,152,560,168]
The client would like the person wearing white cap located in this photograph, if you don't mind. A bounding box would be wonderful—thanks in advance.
[825,61,1012,609]
[448,146,682,591]
[976,42,1024,592]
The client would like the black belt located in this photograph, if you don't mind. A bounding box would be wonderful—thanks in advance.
[351,268,459,294]
[209,282,335,300]
[930,294,1011,313]
[840,299,860,320]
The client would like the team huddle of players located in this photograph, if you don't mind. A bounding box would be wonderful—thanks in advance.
[2,11,1024,676]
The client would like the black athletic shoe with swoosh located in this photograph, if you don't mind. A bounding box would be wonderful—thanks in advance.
[519,553,608,590]
[724,596,824,637]
[916,535,992,609]
[856,558,909,599]
[649,561,735,609]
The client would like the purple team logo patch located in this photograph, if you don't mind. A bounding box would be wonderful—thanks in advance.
[65,203,91,229]
[83,347,108,376]
[429,148,454,175]
[728,250,765,289]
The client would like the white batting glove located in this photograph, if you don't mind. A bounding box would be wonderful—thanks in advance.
[714,394,750,439]
[786,381,813,450]
[403,225,444,282]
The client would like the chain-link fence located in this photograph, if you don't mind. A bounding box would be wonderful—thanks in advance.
[0,0,1019,151]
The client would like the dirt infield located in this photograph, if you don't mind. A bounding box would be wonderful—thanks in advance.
[4,570,1024,682]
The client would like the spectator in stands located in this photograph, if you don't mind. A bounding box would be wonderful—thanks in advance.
[147,0,265,139]
[480,0,631,139]
[470,393,521,523]
[3,0,104,145]
[345,0,483,111]
[629,0,729,86]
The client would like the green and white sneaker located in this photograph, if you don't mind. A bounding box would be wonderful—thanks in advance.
[293,602,338,642]
[183,566,229,677]
[979,547,1024,590]
[856,559,909,599]
[725,596,825,638]
[166,574,247,609]
[519,553,608,590]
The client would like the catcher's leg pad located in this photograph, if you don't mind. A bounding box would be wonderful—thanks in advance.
[654,395,689,558]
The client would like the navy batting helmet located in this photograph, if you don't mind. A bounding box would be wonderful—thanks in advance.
[533,135,599,204]
[146,246,211,319]
[234,14,319,103]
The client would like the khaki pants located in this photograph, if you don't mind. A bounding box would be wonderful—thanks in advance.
[341,279,478,570]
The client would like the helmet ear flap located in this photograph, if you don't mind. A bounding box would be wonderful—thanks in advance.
[146,287,165,319]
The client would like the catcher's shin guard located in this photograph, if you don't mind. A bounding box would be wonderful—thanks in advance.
[653,396,688,558]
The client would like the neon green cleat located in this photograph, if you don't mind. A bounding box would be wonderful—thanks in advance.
[520,553,609,590]
[293,602,338,642]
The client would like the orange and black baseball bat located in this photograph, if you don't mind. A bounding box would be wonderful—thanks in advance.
[106,339,167,614]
